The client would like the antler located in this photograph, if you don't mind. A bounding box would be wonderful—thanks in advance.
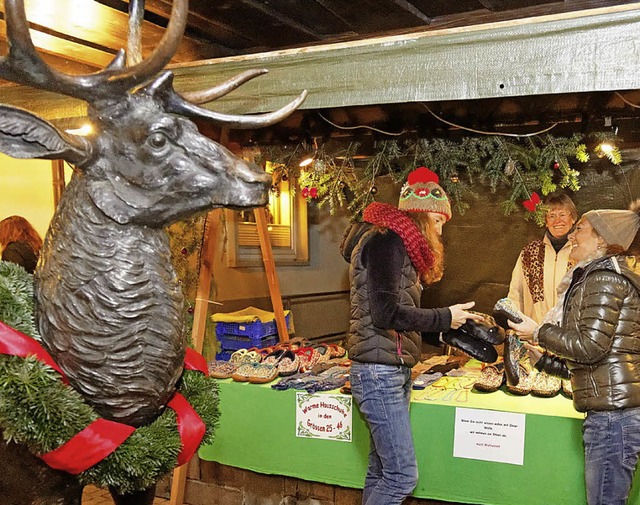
[0,0,188,102]
[153,71,308,128]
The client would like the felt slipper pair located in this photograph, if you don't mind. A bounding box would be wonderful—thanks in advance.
[473,362,505,393]
[440,312,505,363]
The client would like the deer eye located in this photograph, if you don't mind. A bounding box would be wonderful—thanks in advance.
[148,132,167,149]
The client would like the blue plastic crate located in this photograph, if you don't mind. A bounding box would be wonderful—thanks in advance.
[215,313,290,339]
[215,350,233,361]
[217,334,279,351]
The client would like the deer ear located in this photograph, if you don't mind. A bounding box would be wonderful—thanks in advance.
[0,105,90,165]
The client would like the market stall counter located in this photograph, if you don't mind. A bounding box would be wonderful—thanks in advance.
[199,360,640,505]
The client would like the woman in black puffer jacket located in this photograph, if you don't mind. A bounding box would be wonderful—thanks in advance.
[510,201,640,505]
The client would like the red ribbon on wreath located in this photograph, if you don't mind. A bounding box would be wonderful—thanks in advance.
[523,192,541,212]
[0,321,206,473]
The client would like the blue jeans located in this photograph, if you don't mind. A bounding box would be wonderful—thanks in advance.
[583,407,640,505]
[349,362,418,505]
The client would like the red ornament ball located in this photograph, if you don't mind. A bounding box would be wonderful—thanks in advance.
[181,247,188,255]
[553,161,560,170]
[310,187,318,199]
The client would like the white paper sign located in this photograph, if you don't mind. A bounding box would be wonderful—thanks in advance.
[295,392,352,442]
[453,407,526,465]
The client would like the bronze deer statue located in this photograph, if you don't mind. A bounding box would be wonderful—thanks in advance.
[0,0,306,503]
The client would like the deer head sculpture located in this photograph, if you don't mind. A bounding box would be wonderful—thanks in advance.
[0,1,305,500]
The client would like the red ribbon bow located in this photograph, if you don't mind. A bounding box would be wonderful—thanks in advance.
[0,321,207,473]
[523,192,541,212]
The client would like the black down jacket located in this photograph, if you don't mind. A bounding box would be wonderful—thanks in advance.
[538,255,640,412]
[340,223,451,367]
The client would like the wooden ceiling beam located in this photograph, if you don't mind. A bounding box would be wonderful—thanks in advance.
[167,4,640,113]
[2,4,640,122]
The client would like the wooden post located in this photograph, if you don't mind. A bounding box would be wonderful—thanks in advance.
[51,159,66,208]
[254,207,289,342]
[169,209,219,505]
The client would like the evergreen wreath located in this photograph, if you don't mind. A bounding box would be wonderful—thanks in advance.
[0,260,220,495]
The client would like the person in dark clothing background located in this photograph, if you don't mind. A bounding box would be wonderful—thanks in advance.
[340,167,482,505]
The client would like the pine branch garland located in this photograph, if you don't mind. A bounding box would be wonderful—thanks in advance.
[257,131,620,224]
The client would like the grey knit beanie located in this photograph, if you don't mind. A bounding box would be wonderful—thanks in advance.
[583,202,640,251]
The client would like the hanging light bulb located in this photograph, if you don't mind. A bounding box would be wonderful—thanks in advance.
[299,137,318,168]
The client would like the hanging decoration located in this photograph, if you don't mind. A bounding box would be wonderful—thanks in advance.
[255,131,618,224]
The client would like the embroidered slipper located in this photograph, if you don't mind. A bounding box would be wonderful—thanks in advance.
[473,363,505,393]
[505,364,533,395]
[561,379,573,399]
[230,349,262,364]
[493,297,524,328]
[504,330,525,386]
[530,370,562,398]
[313,344,332,363]
[247,363,279,384]
[277,350,301,376]
[295,347,320,371]
[263,349,286,366]
[231,362,258,382]
[327,343,346,358]
[207,360,237,379]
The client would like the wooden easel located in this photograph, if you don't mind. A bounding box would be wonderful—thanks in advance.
[169,199,289,505]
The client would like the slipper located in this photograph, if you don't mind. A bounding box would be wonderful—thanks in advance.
[561,379,573,399]
[327,343,346,358]
[504,330,525,386]
[412,372,443,390]
[263,349,286,365]
[531,370,562,398]
[505,364,533,395]
[277,350,301,376]
[473,363,505,393]
[493,297,524,328]
[231,362,258,382]
[207,360,237,379]
[460,312,505,345]
[313,344,332,363]
[247,363,279,384]
[441,330,498,363]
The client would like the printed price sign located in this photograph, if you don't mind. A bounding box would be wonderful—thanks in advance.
[295,392,352,442]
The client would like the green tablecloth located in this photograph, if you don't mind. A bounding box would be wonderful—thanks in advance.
[199,365,640,505]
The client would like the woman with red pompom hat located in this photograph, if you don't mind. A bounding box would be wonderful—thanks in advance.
[340,166,483,505]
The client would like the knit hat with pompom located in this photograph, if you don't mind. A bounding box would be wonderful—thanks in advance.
[583,199,640,251]
[398,167,451,220]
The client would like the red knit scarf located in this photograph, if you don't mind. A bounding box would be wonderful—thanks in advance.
[363,202,435,277]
